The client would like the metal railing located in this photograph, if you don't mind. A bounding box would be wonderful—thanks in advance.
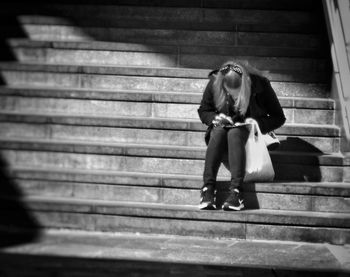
[323,0,350,152]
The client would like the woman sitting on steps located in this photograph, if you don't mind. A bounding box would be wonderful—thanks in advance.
[198,60,286,211]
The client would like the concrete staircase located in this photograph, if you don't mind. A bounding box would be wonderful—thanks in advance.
[0,0,349,249]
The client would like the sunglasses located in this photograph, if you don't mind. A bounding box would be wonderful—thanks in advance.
[219,64,243,75]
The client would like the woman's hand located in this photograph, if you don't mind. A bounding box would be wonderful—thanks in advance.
[244,118,258,125]
[244,117,258,134]
[212,113,233,127]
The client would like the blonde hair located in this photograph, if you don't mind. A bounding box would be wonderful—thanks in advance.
[211,60,265,116]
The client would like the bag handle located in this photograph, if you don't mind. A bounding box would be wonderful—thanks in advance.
[245,118,262,142]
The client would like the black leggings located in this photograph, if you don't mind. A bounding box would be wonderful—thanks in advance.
[203,126,249,190]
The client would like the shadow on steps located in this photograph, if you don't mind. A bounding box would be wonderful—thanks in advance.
[0,252,344,277]
[0,155,42,248]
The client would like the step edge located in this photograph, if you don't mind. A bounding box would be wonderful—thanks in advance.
[8,195,350,228]
[0,62,330,82]
[0,137,346,166]
[0,86,335,109]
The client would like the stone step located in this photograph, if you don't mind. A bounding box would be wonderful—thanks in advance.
[11,166,350,197]
[10,166,350,212]
[8,39,330,70]
[0,63,330,95]
[8,7,319,34]
[0,95,335,125]
[0,121,340,153]
[110,0,322,11]
[12,174,350,214]
[13,5,316,28]
[7,39,329,59]
[3,196,349,244]
[17,23,325,49]
[0,146,346,182]
[0,0,321,11]
[0,137,345,165]
[0,111,340,137]
[177,0,319,10]
[1,230,349,277]
[0,86,335,105]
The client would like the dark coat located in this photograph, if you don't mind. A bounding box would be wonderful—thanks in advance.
[198,73,286,145]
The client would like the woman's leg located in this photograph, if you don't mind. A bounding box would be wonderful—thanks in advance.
[200,127,227,209]
[223,126,249,210]
[203,127,228,188]
[227,126,249,189]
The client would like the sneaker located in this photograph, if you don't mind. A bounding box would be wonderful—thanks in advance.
[199,186,216,210]
[222,188,244,211]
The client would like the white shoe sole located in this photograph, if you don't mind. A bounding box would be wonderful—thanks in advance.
[199,202,216,210]
[222,203,244,211]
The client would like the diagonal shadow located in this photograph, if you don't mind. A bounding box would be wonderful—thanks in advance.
[0,155,42,248]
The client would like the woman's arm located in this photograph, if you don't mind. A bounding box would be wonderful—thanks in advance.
[198,78,218,126]
[255,78,286,134]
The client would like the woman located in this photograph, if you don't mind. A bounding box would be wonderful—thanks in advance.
[198,61,286,211]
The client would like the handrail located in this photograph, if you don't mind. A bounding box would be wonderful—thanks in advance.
[323,0,350,152]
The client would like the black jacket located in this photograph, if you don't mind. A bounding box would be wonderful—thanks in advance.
[198,73,286,144]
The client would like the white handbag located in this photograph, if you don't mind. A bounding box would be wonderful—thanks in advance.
[244,119,275,182]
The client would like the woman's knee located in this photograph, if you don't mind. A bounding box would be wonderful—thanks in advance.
[227,127,249,143]
[209,127,227,145]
